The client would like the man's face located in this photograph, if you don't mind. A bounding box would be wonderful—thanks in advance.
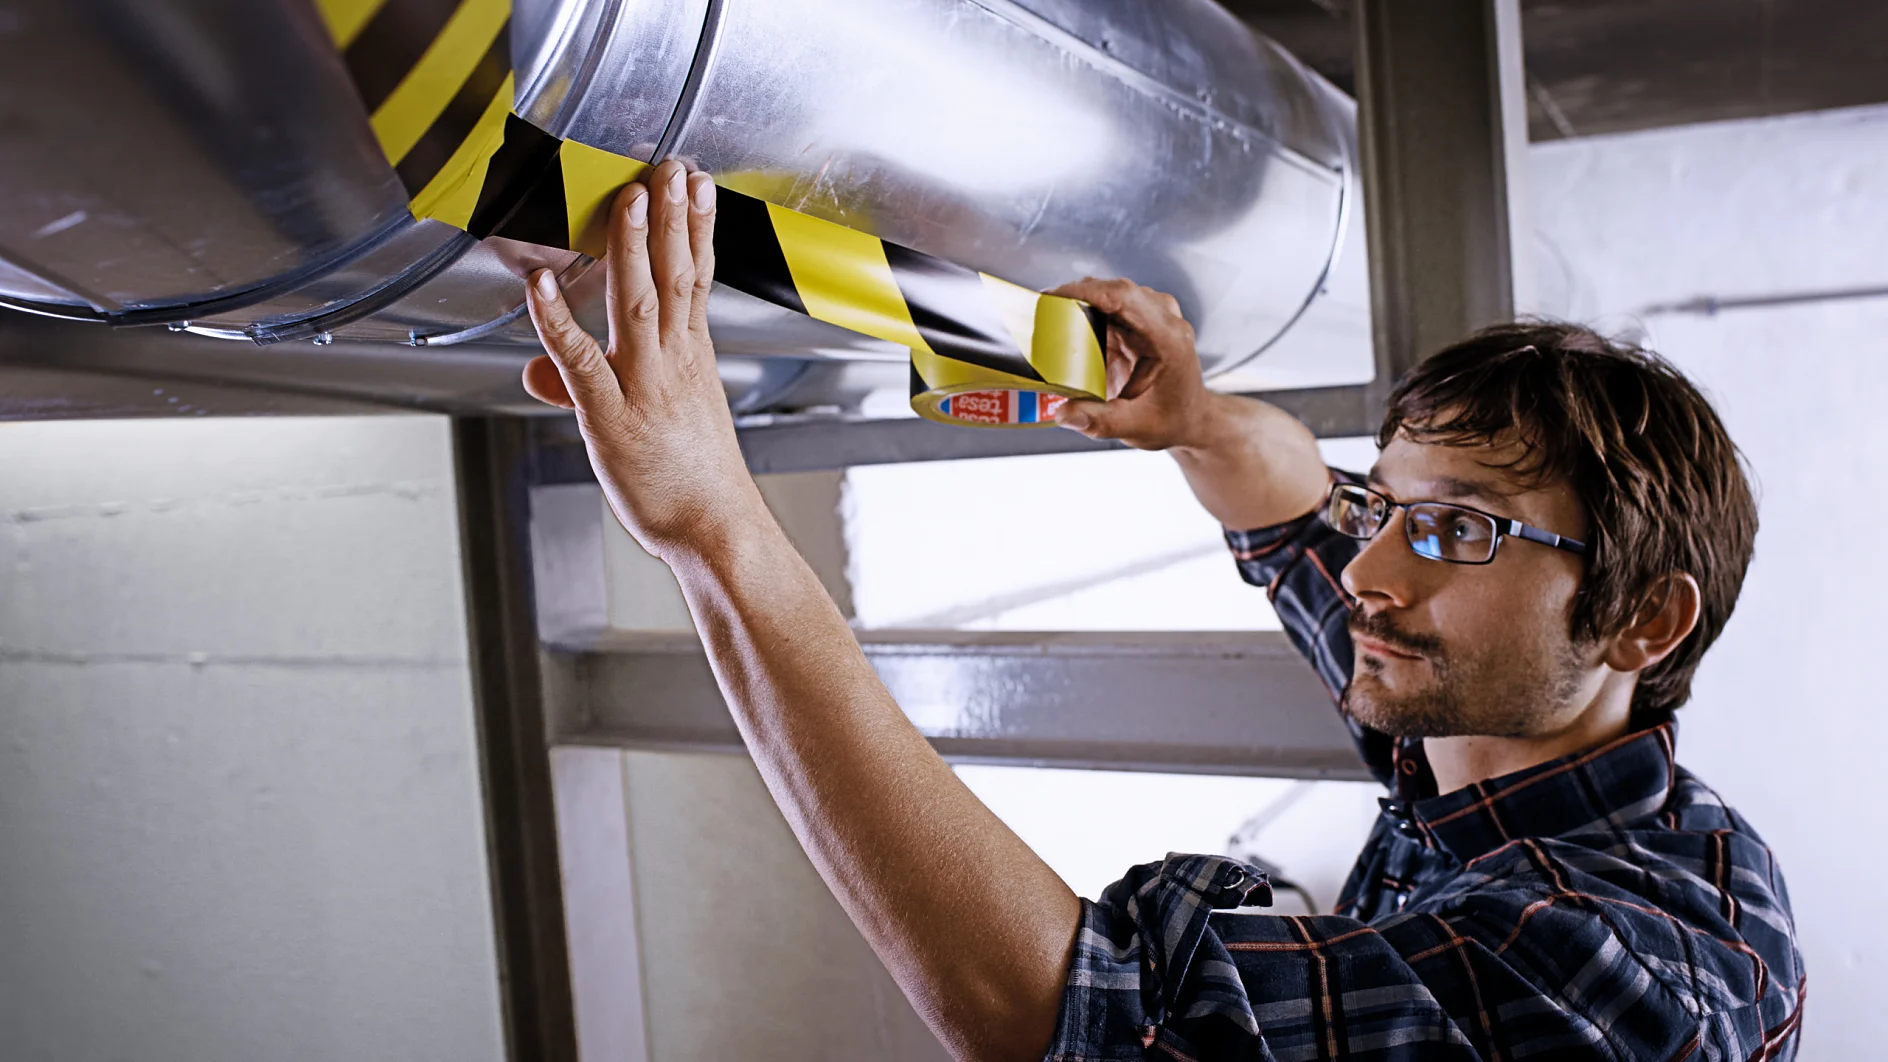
[1339,431,1600,739]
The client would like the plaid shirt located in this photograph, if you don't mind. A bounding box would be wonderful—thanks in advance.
[1046,472,1805,1061]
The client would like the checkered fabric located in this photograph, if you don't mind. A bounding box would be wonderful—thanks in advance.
[1045,472,1804,1061]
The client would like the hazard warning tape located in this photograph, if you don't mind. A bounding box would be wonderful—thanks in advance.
[315,0,1107,427]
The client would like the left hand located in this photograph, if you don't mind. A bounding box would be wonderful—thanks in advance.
[521,159,765,561]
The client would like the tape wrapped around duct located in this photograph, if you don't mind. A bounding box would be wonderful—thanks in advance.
[318,0,1108,428]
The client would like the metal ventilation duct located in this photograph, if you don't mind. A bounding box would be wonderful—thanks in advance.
[0,0,1358,414]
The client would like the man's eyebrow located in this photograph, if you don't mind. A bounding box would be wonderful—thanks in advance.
[1365,473,1508,506]
[1431,475,1509,503]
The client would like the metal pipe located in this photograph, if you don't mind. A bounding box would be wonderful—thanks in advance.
[2,0,1362,413]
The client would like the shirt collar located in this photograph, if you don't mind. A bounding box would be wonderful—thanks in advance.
[1389,722,1678,863]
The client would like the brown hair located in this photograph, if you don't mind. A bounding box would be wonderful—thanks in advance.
[1381,321,1758,721]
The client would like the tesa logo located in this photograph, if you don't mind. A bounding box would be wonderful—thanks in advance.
[950,391,1011,424]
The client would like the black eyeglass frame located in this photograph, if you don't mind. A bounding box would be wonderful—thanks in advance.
[1324,482,1588,566]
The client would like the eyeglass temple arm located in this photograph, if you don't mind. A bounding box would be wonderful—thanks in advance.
[1505,519,1588,556]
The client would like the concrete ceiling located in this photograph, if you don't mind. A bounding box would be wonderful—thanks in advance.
[1227,0,1888,141]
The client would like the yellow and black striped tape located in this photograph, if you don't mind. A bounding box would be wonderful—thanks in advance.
[315,0,1106,427]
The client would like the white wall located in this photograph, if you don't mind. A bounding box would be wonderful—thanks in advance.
[843,437,1387,914]
[0,416,507,1062]
[1531,102,1888,1057]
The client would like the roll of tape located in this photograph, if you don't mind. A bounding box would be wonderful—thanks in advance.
[316,0,1107,427]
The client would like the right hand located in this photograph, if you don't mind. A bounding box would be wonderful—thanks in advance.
[1046,277,1218,451]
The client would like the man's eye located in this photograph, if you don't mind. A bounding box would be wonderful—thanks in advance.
[1447,514,1489,541]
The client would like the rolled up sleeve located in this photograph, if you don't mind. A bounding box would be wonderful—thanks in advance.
[1045,855,1486,1062]
[1047,855,1273,1061]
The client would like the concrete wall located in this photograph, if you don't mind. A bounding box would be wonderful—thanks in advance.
[545,474,947,1061]
[0,416,507,1062]
[1531,102,1888,1057]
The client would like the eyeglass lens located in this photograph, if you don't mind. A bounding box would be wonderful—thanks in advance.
[1327,486,1500,564]
[1405,505,1496,563]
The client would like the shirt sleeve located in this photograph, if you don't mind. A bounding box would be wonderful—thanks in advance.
[1043,854,1710,1062]
[1223,470,1402,786]
[1044,854,1481,1061]
[1223,470,1362,703]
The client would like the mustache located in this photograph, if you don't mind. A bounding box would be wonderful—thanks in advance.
[1349,610,1444,658]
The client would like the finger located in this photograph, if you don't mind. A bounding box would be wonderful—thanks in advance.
[685,171,717,339]
[521,354,574,409]
[604,182,660,363]
[1046,277,1183,341]
[1102,328,1138,399]
[1046,277,1135,317]
[1054,395,1153,445]
[646,158,696,347]
[526,269,622,416]
[1114,344,1164,402]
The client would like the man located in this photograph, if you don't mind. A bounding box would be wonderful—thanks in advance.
[520,161,1804,1060]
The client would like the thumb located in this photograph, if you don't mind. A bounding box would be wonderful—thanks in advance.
[1054,397,1125,438]
[521,354,574,409]
[1055,394,1175,451]
[525,269,622,418]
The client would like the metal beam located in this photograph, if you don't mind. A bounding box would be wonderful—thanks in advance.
[453,417,579,1062]
[524,382,1381,483]
[4,317,1380,470]
[1353,0,1526,392]
[547,630,1372,780]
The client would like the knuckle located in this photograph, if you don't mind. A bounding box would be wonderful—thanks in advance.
[629,295,660,323]
[668,272,695,301]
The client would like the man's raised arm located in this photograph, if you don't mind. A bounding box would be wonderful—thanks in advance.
[518,160,1079,1062]
[1046,278,1332,531]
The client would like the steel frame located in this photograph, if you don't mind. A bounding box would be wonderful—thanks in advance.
[453,417,580,1062]
[546,629,1372,780]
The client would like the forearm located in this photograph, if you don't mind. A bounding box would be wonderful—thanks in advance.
[665,501,1080,1062]
[1171,391,1331,530]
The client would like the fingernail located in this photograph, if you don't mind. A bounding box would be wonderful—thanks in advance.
[691,174,715,212]
[628,190,648,228]
[667,166,687,202]
[534,270,557,300]
[1061,410,1091,432]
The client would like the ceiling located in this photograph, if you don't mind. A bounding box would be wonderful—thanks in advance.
[1226,0,1888,141]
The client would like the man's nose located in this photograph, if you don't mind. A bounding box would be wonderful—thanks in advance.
[1340,509,1426,609]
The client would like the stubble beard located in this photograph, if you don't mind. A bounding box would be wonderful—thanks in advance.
[1340,612,1589,740]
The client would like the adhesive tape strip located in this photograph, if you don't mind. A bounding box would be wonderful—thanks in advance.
[315,0,1107,428]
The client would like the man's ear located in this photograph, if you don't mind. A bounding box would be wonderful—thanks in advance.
[1603,573,1702,675]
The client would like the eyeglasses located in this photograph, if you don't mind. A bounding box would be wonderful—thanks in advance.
[1325,483,1588,565]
